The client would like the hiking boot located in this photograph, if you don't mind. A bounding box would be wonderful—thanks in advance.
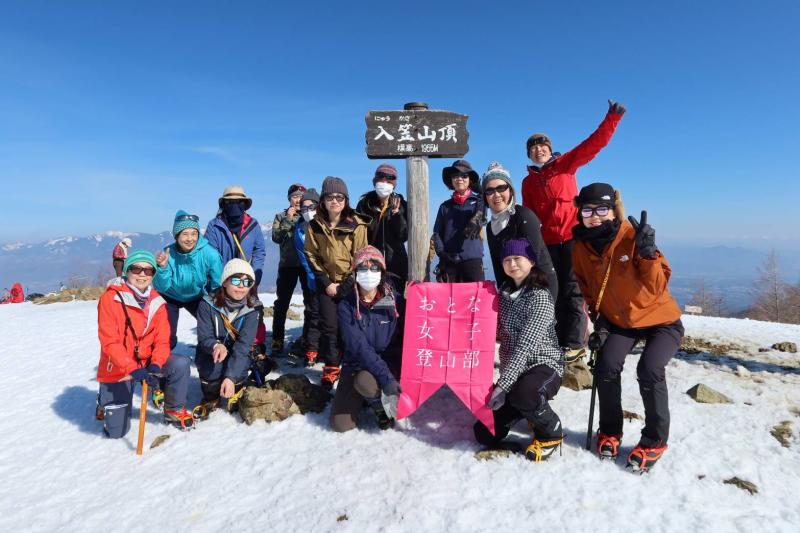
[191,399,219,421]
[564,347,587,363]
[151,388,164,409]
[95,393,104,420]
[288,338,305,355]
[597,432,622,461]
[321,366,341,391]
[367,399,394,430]
[525,435,563,462]
[164,407,195,430]
[627,442,668,473]
[270,339,284,355]
[304,350,319,367]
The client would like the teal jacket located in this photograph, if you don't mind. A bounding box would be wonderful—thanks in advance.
[153,237,223,302]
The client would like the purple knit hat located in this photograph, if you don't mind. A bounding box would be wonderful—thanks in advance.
[352,245,386,271]
[501,239,537,263]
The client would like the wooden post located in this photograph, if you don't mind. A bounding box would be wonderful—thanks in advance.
[404,102,430,282]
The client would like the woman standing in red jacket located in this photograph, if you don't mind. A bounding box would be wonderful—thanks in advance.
[96,250,193,437]
[522,100,626,361]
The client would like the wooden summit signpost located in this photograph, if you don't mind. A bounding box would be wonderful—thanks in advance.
[365,103,470,282]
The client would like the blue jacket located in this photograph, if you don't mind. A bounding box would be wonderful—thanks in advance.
[432,191,485,262]
[153,237,223,303]
[195,296,259,383]
[204,213,266,285]
[337,284,404,389]
[294,221,316,291]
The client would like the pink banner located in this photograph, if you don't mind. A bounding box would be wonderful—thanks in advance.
[397,281,498,434]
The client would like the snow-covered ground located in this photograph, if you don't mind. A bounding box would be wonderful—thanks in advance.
[1,297,799,532]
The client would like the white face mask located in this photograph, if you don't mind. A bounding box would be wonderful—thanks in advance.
[302,210,316,222]
[356,271,382,291]
[374,182,394,199]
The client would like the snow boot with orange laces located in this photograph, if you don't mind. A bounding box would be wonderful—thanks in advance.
[304,350,319,368]
[626,442,668,474]
[164,407,195,430]
[321,365,341,391]
[525,435,564,462]
[597,432,622,461]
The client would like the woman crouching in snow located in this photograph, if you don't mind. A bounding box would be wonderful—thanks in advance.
[193,259,264,418]
[571,183,683,473]
[96,250,194,436]
[473,239,565,462]
[330,246,404,432]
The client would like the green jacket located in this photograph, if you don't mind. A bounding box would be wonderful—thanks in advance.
[272,209,302,268]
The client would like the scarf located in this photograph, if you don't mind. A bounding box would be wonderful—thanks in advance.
[222,203,245,235]
[490,198,516,235]
[572,219,621,254]
[452,189,472,205]
[124,281,151,309]
[222,296,247,322]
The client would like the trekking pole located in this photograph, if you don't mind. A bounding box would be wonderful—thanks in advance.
[585,348,598,451]
[136,381,148,456]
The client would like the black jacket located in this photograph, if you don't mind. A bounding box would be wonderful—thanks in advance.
[356,191,409,283]
[487,205,558,301]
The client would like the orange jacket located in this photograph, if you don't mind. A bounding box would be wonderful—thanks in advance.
[572,221,681,329]
[96,284,170,383]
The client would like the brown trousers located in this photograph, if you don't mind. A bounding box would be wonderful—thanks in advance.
[329,370,380,432]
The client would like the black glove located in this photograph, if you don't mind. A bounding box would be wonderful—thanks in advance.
[463,221,482,240]
[130,364,161,389]
[608,99,627,115]
[628,210,657,259]
[442,252,461,264]
[588,317,610,351]
[382,380,401,396]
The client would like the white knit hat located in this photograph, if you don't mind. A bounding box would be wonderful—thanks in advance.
[221,258,256,284]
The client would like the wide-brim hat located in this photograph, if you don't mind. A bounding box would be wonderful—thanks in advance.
[442,159,480,191]
[218,186,253,210]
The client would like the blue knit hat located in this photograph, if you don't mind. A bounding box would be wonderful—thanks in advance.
[501,239,537,263]
[123,249,157,275]
[172,210,200,237]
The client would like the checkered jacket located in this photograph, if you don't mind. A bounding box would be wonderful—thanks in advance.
[496,285,564,392]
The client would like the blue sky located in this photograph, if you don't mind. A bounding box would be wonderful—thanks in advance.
[1,0,798,247]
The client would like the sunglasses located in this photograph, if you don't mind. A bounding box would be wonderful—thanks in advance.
[374,172,397,181]
[484,183,510,196]
[451,175,470,181]
[229,277,254,287]
[175,214,199,222]
[580,206,612,218]
[127,265,156,276]
[300,204,318,212]
[356,264,381,273]
[324,194,346,203]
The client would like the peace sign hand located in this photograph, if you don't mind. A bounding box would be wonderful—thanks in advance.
[628,210,657,259]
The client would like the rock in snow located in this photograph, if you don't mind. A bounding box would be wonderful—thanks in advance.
[686,383,734,404]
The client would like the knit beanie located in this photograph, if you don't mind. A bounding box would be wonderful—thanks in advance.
[172,210,200,237]
[373,164,398,184]
[221,258,256,284]
[123,249,157,274]
[501,239,537,264]
[574,183,616,207]
[352,245,386,271]
[288,183,307,199]
[526,133,552,156]
[301,188,320,204]
[321,176,349,199]
[481,161,513,192]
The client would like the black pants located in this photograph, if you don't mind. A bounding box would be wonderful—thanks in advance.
[474,365,562,446]
[163,295,201,349]
[317,287,342,367]
[594,320,684,447]
[442,258,485,283]
[546,240,587,349]
[303,285,321,352]
[272,266,310,342]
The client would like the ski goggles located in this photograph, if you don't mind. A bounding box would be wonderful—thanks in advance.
[580,205,612,218]
[127,265,156,276]
[484,183,510,196]
[229,277,254,287]
[174,214,199,222]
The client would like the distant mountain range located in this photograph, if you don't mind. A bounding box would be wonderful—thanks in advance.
[2,231,798,313]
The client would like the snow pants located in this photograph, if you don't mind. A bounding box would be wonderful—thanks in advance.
[163,295,201,349]
[302,287,321,352]
[317,288,342,367]
[474,365,562,446]
[546,240,587,350]
[272,266,311,343]
[97,353,191,438]
[329,370,381,432]
[593,320,684,447]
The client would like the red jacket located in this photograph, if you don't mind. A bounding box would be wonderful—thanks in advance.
[521,111,622,245]
[96,284,170,383]
[10,283,24,303]
[112,243,128,260]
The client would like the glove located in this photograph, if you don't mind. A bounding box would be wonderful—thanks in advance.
[608,99,627,115]
[588,317,610,351]
[488,386,506,410]
[130,365,160,389]
[463,221,482,240]
[382,380,401,396]
[442,252,461,264]
[628,210,657,259]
